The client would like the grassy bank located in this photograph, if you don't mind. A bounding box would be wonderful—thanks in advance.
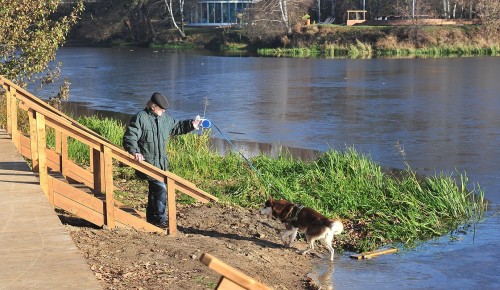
[66,115,486,252]
[257,25,499,58]
[142,25,500,58]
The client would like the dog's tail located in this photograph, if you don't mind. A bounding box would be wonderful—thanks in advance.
[326,219,344,235]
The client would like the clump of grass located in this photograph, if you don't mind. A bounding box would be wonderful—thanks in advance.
[348,40,373,58]
[257,47,321,58]
[221,42,248,51]
[149,43,197,49]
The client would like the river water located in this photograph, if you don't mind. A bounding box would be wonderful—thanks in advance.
[33,47,500,289]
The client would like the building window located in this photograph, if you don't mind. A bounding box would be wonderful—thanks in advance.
[188,1,252,26]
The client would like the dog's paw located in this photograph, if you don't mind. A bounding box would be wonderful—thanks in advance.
[298,249,310,256]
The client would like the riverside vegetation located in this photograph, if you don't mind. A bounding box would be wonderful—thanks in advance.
[138,25,500,59]
[254,25,500,58]
[0,97,487,253]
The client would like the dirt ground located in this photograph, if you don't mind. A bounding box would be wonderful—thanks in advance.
[62,203,351,290]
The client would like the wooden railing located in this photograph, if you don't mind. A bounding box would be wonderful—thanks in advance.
[0,76,217,235]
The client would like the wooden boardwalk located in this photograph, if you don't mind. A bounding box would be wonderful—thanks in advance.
[0,130,102,289]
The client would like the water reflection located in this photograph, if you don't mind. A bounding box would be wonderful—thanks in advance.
[308,262,335,290]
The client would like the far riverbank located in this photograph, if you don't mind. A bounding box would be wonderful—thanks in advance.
[68,25,500,58]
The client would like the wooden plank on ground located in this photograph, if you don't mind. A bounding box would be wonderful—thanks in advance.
[217,278,247,290]
[200,253,272,290]
[350,248,398,260]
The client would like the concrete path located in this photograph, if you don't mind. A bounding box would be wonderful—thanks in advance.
[0,130,102,290]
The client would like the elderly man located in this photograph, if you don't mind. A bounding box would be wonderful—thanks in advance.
[123,92,201,227]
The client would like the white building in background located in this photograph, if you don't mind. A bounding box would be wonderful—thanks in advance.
[187,0,256,26]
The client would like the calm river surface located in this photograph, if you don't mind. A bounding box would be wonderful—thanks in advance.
[33,48,500,289]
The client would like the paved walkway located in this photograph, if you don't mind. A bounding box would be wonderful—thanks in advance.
[0,130,102,289]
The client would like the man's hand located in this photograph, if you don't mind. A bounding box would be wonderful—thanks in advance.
[133,152,145,162]
[193,115,202,130]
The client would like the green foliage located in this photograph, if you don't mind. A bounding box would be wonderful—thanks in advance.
[0,0,84,86]
[77,115,125,146]
[44,115,125,166]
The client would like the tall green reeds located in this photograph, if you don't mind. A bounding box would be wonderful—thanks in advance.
[45,115,125,166]
[165,130,485,251]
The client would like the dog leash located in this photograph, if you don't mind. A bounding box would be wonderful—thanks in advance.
[208,121,281,195]
[211,122,260,174]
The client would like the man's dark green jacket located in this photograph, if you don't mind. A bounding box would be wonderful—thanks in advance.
[123,108,195,171]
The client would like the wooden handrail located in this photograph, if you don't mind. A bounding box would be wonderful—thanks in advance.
[0,76,217,235]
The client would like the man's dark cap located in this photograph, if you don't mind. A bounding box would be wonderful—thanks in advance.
[151,92,169,109]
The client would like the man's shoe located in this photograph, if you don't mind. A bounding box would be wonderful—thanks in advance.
[154,222,168,229]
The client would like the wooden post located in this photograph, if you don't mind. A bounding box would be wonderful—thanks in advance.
[167,178,177,235]
[92,146,105,193]
[36,113,49,197]
[90,146,95,175]
[28,109,39,171]
[104,146,115,228]
[61,132,69,178]
[6,85,11,134]
[9,87,19,149]
[54,129,63,173]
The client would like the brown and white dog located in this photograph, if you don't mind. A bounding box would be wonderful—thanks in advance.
[260,197,343,261]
